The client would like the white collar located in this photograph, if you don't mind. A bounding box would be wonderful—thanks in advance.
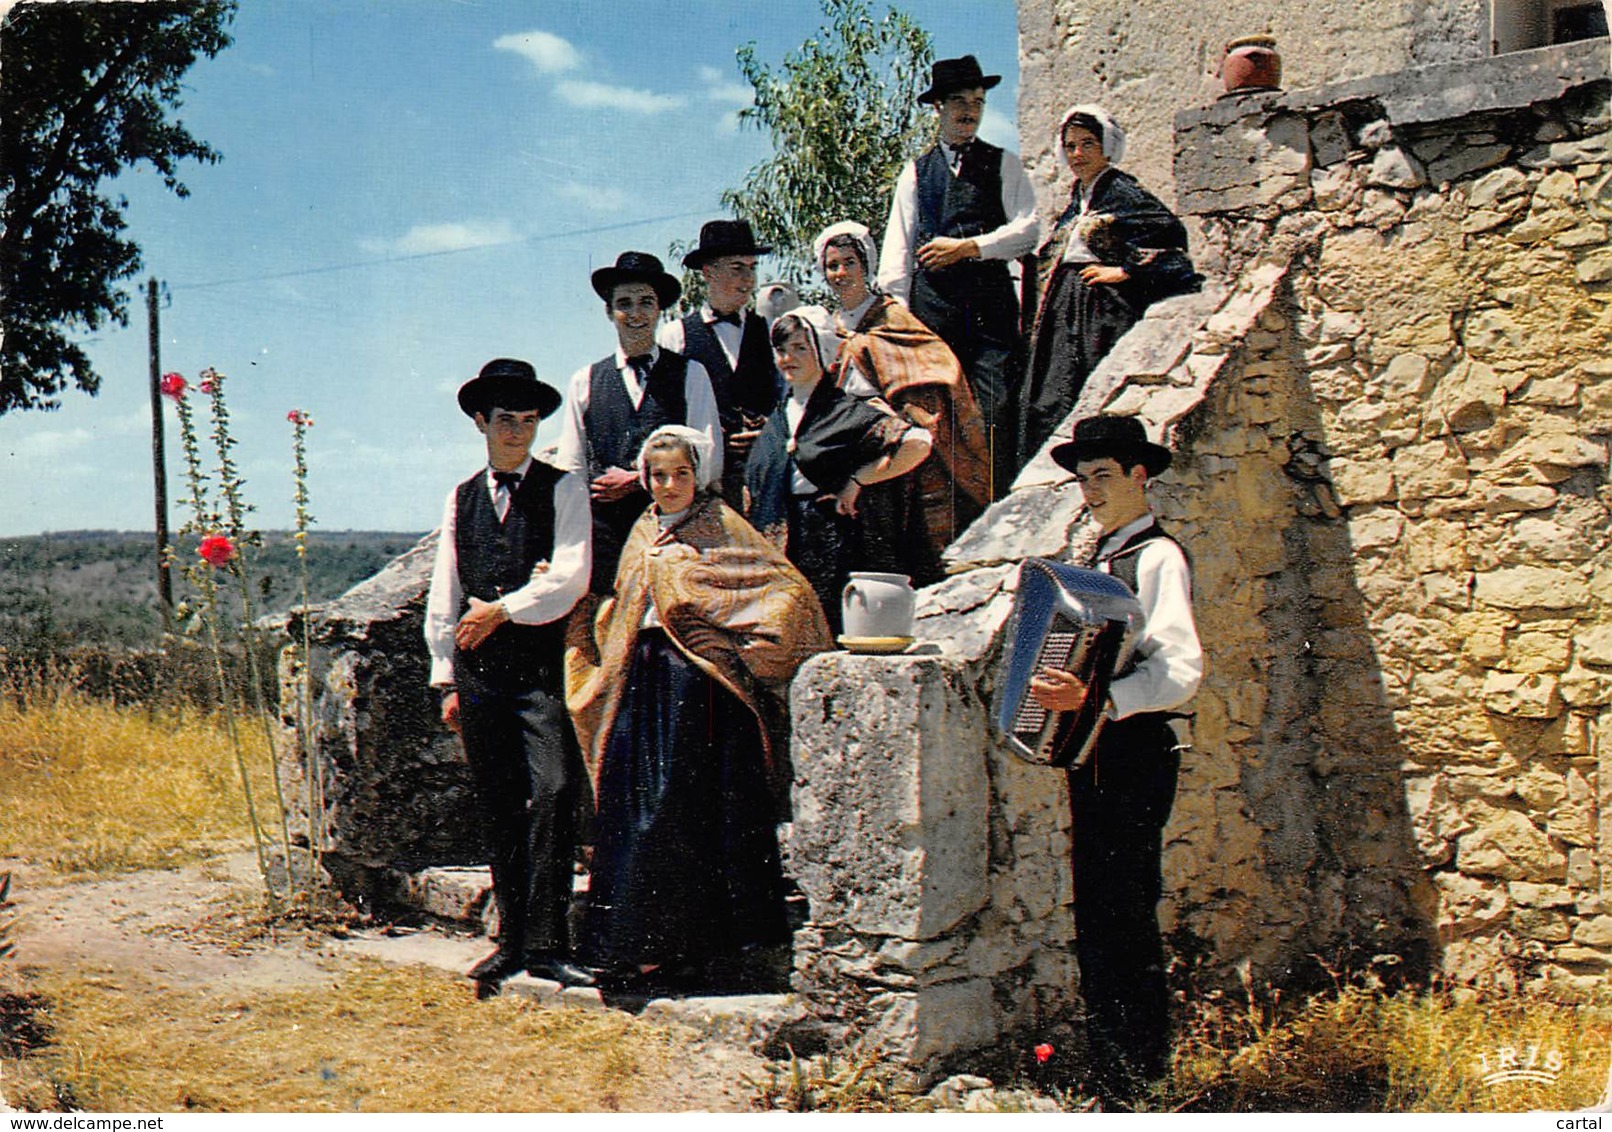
[614,344,660,369]
[1097,512,1156,556]
[486,454,535,485]
[838,292,878,329]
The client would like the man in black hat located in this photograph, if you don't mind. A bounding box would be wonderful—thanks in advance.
[658,219,783,509]
[1028,414,1202,1100]
[879,54,1040,499]
[555,250,722,592]
[425,358,597,991]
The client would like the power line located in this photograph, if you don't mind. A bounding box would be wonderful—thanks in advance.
[171,209,709,291]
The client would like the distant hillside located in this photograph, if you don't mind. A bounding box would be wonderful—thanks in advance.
[1,530,427,652]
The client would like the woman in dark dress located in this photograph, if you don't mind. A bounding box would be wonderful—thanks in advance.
[1019,105,1202,462]
[568,425,832,985]
[745,309,932,636]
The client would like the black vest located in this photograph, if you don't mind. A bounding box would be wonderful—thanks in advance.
[679,310,781,428]
[909,141,1018,345]
[915,139,1008,247]
[582,350,690,591]
[452,461,566,686]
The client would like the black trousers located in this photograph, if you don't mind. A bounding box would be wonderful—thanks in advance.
[457,666,584,958]
[910,262,1024,497]
[1067,712,1182,1082]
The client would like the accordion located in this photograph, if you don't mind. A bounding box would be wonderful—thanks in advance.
[993,558,1145,768]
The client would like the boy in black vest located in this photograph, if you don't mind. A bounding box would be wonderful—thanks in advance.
[425,358,596,991]
[878,55,1040,497]
[659,219,783,510]
[1029,414,1203,1102]
[555,251,722,592]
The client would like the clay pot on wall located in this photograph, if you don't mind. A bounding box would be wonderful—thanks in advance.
[1220,35,1282,96]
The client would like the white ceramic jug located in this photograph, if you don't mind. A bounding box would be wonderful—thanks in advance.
[841,572,916,641]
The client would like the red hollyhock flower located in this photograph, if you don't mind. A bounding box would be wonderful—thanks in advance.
[160,372,187,400]
[198,535,236,567]
[1034,1043,1054,1064]
[287,409,312,426]
[198,377,216,394]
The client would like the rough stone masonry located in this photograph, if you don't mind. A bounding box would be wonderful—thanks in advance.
[279,36,1610,1079]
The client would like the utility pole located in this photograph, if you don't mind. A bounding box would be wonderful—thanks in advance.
[147,277,174,636]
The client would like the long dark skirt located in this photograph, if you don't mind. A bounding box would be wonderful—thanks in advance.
[1020,263,1142,461]
[582,629,788,969]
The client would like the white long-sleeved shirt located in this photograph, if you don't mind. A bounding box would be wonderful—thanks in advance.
[423,456,592,688]
[1093,513,1202,720]
[552,346,723,484]
[877,141,1041,307]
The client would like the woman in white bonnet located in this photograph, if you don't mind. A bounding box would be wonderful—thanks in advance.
[811,220,992,562]
[1019,105,1201,462]
[567,424,832,987]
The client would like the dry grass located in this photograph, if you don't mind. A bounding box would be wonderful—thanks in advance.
[1162,979,1612,1112]
[0,687,260,878]
[9,960,690,1113]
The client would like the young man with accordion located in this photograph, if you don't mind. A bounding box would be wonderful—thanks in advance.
[1027,413,1202,1101]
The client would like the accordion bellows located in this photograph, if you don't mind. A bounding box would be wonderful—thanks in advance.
[993,558,1145,768]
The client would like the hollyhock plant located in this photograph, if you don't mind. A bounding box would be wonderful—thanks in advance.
[197,534,236,567]
[1035,1042,1054,1064]
[160,372,187,400]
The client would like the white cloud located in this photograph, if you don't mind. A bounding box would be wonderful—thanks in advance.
[493,30,582,75]
[557,182,631,215]
[3,427,93,462]
[978,105,1020,152]
[698,67,752,108]
[554,79,686,114]
[360,220,520,258]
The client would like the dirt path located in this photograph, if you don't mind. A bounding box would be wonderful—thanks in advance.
[0,853,772,1112]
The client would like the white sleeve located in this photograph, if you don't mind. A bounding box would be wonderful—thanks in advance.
[552,364,591,474]
[972,150,1042,262]
[498,470,592,627]
[423,487,462,688]
[876,161,919,306]
[840,358,881,399]
[657,317,686,354]
[684,359,725,484]
[1108,539,1202,719]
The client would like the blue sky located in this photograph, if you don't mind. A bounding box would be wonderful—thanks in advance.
[0,0,1020,536]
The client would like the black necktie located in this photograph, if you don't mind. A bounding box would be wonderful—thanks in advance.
[493,470,522,490]
[950,141,972,171]
[626,353,653,382]
[712,311,743,328]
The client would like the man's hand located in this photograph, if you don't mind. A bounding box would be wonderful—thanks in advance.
[829,479,862,518]
[1080,264,1129,286]
[591,466,642,503]
[1029,668,1090,711]
[729,427,761,457]
[440,691,462,734]
[456,596,509,651]
[917,236,980,270]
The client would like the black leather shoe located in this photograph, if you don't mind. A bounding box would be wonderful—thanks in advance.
[467,948,523,983]
[525,953,598,988]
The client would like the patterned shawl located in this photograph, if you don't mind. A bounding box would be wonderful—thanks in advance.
[838,296,990,548]
[565,491,833,786]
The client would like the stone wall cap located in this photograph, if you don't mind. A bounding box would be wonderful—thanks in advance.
[1175,37,1608,135]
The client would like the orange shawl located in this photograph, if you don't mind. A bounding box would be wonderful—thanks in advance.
[837,296,991,550]
[565,493,833,787]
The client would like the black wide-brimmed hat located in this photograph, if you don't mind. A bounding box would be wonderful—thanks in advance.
[917,55,1002,104]
[590,250,682,308]
[1049,414,1173,477]
[683,219,773,269]
[456,357,563,419]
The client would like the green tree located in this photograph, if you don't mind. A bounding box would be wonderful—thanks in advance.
[721,0,933,292]
[0,0,235,414]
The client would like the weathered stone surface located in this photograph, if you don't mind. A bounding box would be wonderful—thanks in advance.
[1474,566,1593,611]
[788,654,989,941]
[1482,672,1563,719]
[1577,625,1612,667]
[1456,809,1567,880]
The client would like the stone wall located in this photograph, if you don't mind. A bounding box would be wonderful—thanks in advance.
[783,34,1609,1071]
[1015,0,1498,214]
